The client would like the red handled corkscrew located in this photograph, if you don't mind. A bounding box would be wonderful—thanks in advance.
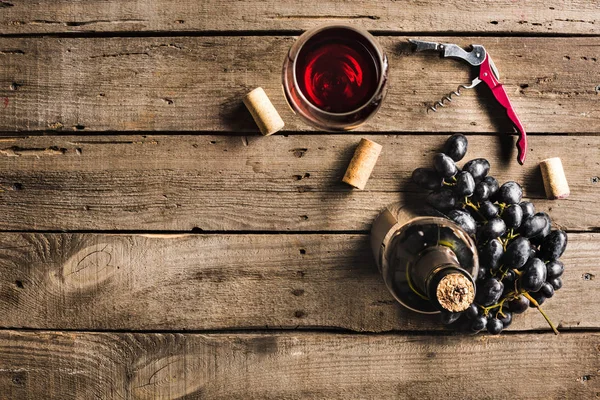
[409,39,528,165]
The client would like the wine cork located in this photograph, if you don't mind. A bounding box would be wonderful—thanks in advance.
[243,87,285,136]
[342,138,382,190]
[540,157,570,199]
[436,273,475,313]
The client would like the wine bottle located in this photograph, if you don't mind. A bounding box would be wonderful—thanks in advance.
[371,203,479,314]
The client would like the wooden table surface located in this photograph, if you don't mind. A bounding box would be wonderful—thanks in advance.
[0,1,599,399]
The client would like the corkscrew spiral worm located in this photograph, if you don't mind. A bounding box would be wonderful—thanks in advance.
[427,83,474,113]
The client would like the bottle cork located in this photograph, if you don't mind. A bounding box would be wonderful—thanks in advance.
[243,87,285,136]
[342,138,382,190]
[540,157,570,199]
[435,273,475,313]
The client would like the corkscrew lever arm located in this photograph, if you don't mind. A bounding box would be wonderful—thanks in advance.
[408,39,487,66]
[408,39,528,165]
[478,56,528,165]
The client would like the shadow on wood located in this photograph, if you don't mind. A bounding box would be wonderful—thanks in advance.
[219,94,258,132]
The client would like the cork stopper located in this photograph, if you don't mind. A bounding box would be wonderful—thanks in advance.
[540,157,570,200]
[435,273,475,312]
[243,87,285,136]
[342,138,382,190]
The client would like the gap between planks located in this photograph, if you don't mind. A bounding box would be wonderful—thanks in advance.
[0,131,597,137]
[0,229,595,235]
[0,0,598,36]
[0,326,598,335]
[1,31,600,39]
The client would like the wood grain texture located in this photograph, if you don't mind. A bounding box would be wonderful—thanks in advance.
[0,135,596,231]
[1,330,599,399]
[0,0,598,34]
[0,36,598,133]
[0,232,595,331]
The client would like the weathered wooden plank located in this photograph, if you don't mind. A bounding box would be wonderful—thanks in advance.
[0,135,596,231]
[0,0,598,35]
[0,232,595,331]
[1,330,598,399]
[0,36,597,133]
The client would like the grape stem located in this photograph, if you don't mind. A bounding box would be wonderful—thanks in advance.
[523,291,559,335]
[506,229,519,241]
[442,176,458,186]
[511,269,521,293]
[495,265,512,281]
[497,202,506,216]
[463,197,486,221]
[500,236,508,251]
[478,292,517,317]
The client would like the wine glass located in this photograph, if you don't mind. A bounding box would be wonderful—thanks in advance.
[282,24,388,131]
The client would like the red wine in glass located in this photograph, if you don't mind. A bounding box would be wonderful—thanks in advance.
[296,29,379,113]
[283,25,388,131]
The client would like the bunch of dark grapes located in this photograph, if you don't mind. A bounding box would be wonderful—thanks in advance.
[412,134,567,335]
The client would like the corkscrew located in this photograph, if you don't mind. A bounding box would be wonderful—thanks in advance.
[408,39,528,165]
[427,81,480,112]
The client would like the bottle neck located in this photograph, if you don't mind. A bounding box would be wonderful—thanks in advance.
[409,246,475,312]
[411,246,460,294]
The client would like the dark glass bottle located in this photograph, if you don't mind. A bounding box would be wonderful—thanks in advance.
[371,203,479,314]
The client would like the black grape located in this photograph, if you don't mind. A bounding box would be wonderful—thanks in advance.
[483,176,499,197]
[433,153,458,178]
[479,239,504,273]
[471,315,488,332]
[549,277,563,291]
[477,266,487,281]
[520,212,550,238]
[463,158,490,183]
[498,181,523,204]
[479,218,507,241]
[502,280,514,297]
[502,204,523,229]
[444,133,468,162]
[521,257,547,292]
[465,303,480,320]
[427,189,456,211]
[486,318,503,334]
[530,213,552,245]
[473,181,491,202]
[454,171,475,197]
[529,291,546,307]
[499,311,512,328]
[412,168,443,190]
[546,260,564,279]
[529,245,537,260]
[540,282,555,298]
[471,182,492,201]
[440,311,462,325]
[540,230,568,261]
[476,278,504,306]
[480,201,499,219]
[503,237,531,269]
[508,294,529,314]
[447,209,477,236]
[520,201,535,219]
[504,269,516,284]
